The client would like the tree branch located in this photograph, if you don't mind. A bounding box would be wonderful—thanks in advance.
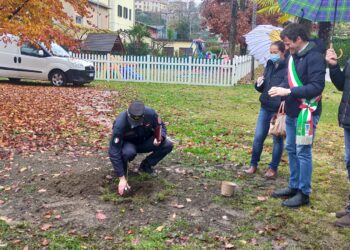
[8,0,31,20]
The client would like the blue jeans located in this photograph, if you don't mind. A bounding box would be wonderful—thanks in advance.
[343,128,350,180]
[250,107,284,171]
[285,115,320,195]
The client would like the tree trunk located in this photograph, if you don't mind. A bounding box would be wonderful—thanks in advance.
[228,0,238,58]
[239,0,247,11]
[318,22,332,47]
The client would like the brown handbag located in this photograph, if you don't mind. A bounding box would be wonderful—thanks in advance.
[268,101,286,138]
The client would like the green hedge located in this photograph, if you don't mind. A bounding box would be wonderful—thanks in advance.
[333,37,350,67]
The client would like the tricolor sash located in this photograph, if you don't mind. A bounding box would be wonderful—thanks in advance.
[287,56,321,145]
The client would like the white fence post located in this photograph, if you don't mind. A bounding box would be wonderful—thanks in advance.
[72,53,255,87]
[106,53,111,82]
[146,55,151,83]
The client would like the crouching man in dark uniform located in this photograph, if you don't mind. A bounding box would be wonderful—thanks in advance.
[108,100,173,196]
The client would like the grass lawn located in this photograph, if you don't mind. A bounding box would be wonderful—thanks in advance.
[1,80,350,249]
[94,81,350,248]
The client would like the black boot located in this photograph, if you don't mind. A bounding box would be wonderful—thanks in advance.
[139,160,155,175]
[282,191,309,208]
[271,187,298,198]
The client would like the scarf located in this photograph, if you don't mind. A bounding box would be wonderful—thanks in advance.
[287,56,321,145]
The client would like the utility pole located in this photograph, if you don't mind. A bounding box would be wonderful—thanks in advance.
[252,0,257,29]
[251,0,257,80]
[228,0,238,58]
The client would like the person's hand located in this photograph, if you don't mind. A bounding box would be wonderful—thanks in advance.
[118,176,130,196]
[326,48,338,66]
[268,87,291,97]
[153,138,161,146]
[257,76,264,87]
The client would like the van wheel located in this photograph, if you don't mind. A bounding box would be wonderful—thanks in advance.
[50,70,67,86]
[8,78,21,83]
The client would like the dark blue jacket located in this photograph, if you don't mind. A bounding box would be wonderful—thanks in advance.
[255,59,287,112]
[108,107,167,177]
[329,59,350,129]
[279,42,326,118]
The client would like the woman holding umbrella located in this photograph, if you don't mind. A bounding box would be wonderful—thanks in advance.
[326,49,350,228]
[244,41,287,179]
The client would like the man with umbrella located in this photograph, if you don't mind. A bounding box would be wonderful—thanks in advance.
[269,23,326,208]
[326,48,350,227]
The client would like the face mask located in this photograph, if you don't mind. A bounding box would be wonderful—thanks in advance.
[270,53,280,63]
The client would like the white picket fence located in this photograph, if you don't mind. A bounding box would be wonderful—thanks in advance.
[72,53,256,86]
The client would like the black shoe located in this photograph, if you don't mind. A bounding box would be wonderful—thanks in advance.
[271,187,298,198]
[282,191,309,208]
[139,160,154,175]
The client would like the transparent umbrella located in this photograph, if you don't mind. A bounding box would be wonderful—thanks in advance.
[244,25,283,65]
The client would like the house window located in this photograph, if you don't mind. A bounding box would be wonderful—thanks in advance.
[123,7,128,19]
[129,9,132,20]
[118,5,122,17]
[76,16,83,24]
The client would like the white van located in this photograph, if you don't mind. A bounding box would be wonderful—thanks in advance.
[0,35,95,86]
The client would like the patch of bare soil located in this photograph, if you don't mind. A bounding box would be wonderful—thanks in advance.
[0,149,291,249]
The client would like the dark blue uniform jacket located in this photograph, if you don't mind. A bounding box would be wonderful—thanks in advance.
[109,107,167,177]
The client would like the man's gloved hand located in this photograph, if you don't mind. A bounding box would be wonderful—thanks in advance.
[118,176,130,196]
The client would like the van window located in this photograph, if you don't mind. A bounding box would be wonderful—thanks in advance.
[20,43,44,57]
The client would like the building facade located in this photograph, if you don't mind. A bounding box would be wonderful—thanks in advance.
[135,0,168,13]
[62,0,135,31]
[63,0,111,30]
[109,0,135,31]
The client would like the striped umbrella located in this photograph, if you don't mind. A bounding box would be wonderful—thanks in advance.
[278,0,350,56]
[278,0,350,22]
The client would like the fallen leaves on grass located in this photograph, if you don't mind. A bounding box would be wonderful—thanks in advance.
[0,85,119,160]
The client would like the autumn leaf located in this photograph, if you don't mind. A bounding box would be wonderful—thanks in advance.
[19,167,27,172]
[0,200,5,205]
[41,239,50,246]
[225,243,234,249]
[40,223,53,231]
[257,196,269,201]
[172,204,185,209]
[155,225,165,232]
[104,236,113,240]
[0,216,13,225]
[23,245,29,250]
[96,211,107,220]
[11,239,21,244]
